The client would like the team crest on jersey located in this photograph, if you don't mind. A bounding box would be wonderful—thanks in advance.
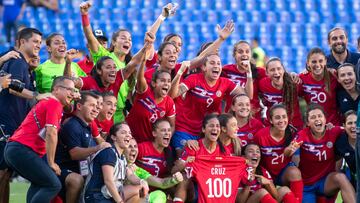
[326,141,333,148]
[247,133,253,139]
[160,111,165,117]
[216,90,222,97]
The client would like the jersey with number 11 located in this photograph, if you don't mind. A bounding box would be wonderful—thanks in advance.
[186,155,247,203]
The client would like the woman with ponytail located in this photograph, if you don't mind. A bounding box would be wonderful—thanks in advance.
[259,57,303,129]
[254,104,303,202]
[299,47,340,125]
[184,113,243,156]
[222,40,267,120]
[83,122,149,203]
[218,113,242,156]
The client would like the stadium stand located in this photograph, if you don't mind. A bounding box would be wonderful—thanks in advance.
[1,0,360,73]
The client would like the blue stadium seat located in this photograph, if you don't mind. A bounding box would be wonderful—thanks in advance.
[289,0,302,11]
[265,12,277,23]
[279,11,291,23]
[200,0,215,10]
[259,0,271,11]
[249,11,263,23]
[307,12,320,24]
[1,0,360,73]
[275,0,287,10]
[235,11,248,23]
[245,0,258,10]
[293,12,305,23]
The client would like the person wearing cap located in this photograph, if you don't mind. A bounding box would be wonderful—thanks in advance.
[35,33,86,93]
[326,27,360,69]
[77,29,108,75]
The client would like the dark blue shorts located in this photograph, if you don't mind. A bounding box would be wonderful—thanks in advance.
[0,141,8,170]
[171,131,201,150]
[303,175,328,203]
[274,161,297,186]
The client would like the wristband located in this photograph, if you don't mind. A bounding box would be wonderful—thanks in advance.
[140,179,146,185]
[177,69,184,76]
[159,15,166,21]
[81,14,90,26]
[246,73,253,79]
[170,177,178,184]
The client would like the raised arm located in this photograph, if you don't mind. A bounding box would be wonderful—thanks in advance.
[189,20,235,68]
[63,49,83,89]
[168,61,190,98]
[135,53,147,94]
[122,32,155,81]
[80,1,100,53]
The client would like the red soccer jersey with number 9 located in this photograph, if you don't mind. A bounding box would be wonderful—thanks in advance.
[186,155,247,203]
[175,73,237,136]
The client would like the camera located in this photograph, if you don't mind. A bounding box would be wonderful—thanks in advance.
[0,70,25,92]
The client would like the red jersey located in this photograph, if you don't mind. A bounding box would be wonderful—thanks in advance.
[299,73,340,125]
[145,52,159,69]
[77,55,94,75]
[239,166,272,193]
[10,98,63,156]
[176,74,237,136]
[126,87,175,143]
[258,77,303,129]
[222,64,266,119]
[136,141,169,178]
[181,139,231,161]
[224,142,235,155]
[94,118,113,135]
[254,127,293,178]
[186,155,248,203]
[237,118,264,147]
[80,70,124,97]
[296,126,343,185]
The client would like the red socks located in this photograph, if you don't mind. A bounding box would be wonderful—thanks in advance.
[260,193,277,203]
[290,180,303,203]
[282,192,298,203]
[50,196,63,203]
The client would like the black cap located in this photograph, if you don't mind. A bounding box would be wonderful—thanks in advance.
[93,29,108,41]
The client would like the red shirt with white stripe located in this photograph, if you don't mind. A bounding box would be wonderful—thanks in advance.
[222,64,266,119]
[176,73,237,136]
[126,87,175,143]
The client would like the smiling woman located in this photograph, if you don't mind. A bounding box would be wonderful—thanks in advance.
[168,54,249,157]
[299,47,340,125]
[126,56,176,143]
[35,33,86,93]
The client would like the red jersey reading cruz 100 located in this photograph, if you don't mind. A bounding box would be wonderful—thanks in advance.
[186,155,248,203]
